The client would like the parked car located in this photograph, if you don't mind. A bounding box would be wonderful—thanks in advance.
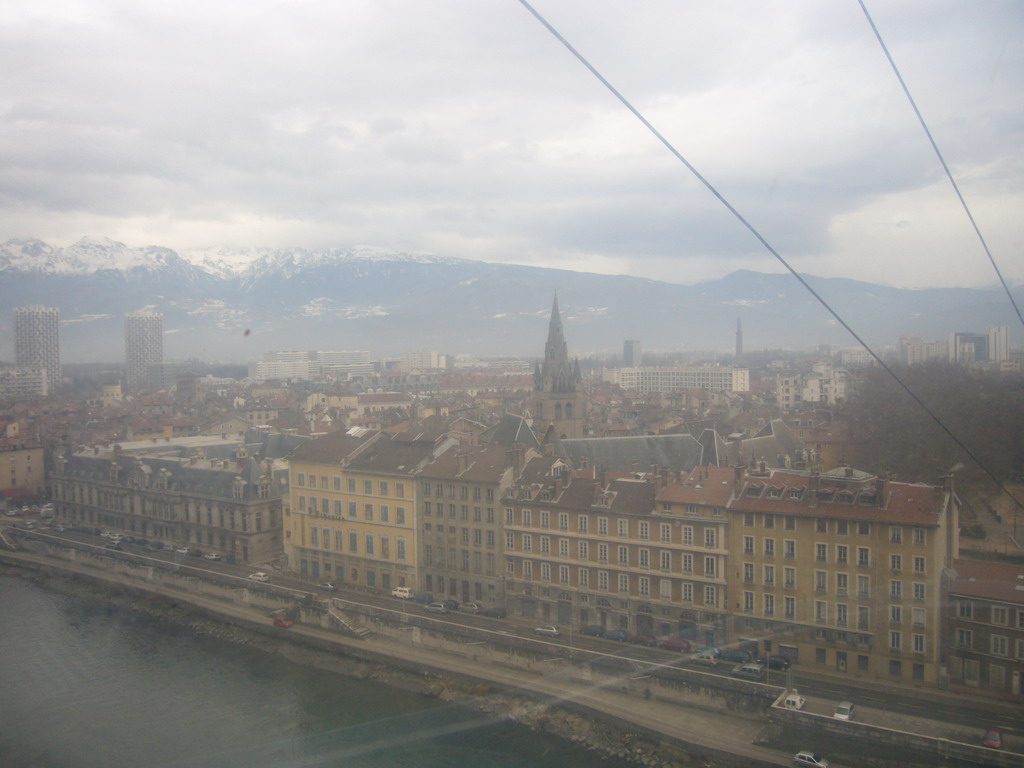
[691,649,720,667]
[480,607,507,618]
[391,586,414,599]
[273,615,293,628]
[628,634,657,646]
[657,636,691,652]
[187,548,203,557]
[175,546,191,555]
[793,751,830,768]
[441,599,459,610]
[424,602,448,614]
[982,727,1003,749]
[534,625,560,637]
[104,541,122,550]
[603,628,628,642]
[248,572,270,583]
[719,648,753,664]
[833,701,855,721]
[108,533,124,543]
[316,582,336,591]
[581,624,605,637]
[203,552,222,561]
[731,663,765,681]
[459,602,481,614]
[757,655,792,670]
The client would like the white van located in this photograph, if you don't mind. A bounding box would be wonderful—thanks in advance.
[391,586,414,599]
[833,701,855,721]
[782,691,806,710]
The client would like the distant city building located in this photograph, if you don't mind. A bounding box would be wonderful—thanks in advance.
[532,296,584,440]
[899,335,948,366]
[623,339,642,367]
[249,350,373,381]
[124,311,164,394]
[735,319,743,360]
[401,350,440,371]
[987,325,1009,363]
[0,366,49,399]
[949,331,989,364]
[14,305,60,395]
[616,366,750,394]
[776,363,846,410]
[0,439,45,497]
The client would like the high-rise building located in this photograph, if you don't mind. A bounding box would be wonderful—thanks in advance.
[623,339,642,367]
[735,318,743,360]
[987,325,1009,363]
[124,311,164,394]
[14,305,60,395]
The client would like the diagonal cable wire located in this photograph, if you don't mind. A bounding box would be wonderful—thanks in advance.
[857,0,1024,334]
[515,0,1024,512]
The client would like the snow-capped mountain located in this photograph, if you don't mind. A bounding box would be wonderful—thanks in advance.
[0,237,1017,364]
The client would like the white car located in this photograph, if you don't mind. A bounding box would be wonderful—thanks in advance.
[794,751,830,768]
[248,572,270,583]
[175,546,191,554]
[534,625,560,637]
[203,552,222,561]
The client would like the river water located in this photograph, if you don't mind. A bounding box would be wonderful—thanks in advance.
[0,574,633,768]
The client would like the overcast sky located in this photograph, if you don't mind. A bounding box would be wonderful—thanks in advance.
[1,0,1021,289]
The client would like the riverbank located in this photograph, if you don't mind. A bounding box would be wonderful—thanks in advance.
[0,557,779,768]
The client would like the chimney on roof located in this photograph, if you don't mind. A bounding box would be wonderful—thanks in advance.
[878,477,888,508]
[733,464,744,497]
[844,465,853,478]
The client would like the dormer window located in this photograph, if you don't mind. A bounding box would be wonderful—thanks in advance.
[837,491,855,504]
[766,486,782,499]
[746,484,764,497]
[817,489,834,502]
[788,488,803,500]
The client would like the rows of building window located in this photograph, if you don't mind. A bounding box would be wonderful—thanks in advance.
[294,473,406,499]
[423,502,497,523]
[420,482,495,502]
[423,544,497,576]
[303,524,407,561]
[507,509,723,547]
[507,559,719,607]
[296,495,407,525]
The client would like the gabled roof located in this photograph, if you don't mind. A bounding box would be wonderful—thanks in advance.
[479,413,541,450]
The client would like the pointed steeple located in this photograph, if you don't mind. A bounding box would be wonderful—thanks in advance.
[538,295,576,394]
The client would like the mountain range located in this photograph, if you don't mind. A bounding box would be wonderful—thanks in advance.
[0,237,1018,364]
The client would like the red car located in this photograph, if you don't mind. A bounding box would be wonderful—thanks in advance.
[982,728,1002,749]
[273,615,294,628]
[658,637,691,652]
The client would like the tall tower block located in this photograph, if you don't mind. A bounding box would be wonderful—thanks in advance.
[124,311,164,394]
[14,305,60,395]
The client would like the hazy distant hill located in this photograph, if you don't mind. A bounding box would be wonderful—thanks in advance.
[0,237,1017,363]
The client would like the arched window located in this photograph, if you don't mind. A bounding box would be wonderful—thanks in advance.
[565,402,573,418]
[554,403,562,419]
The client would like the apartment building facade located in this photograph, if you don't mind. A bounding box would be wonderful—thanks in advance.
[946,558,1024,698]
[286,427,456,593]
[727,466,958,686]
[50,437,287,563]
[0,440,46,497]
[417,443,522,606]
[502,459,731,645]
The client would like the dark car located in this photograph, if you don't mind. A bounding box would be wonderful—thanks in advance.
[103,541,122,550]
[441,599,459,610]
[628,634,657,646]
[658,636,692,652]
[273,615,294,628]
[757,655,792,670]
[581,624,605,637]
[719,648,753,664]
[603,629,628,642]
[480,607,507,618]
